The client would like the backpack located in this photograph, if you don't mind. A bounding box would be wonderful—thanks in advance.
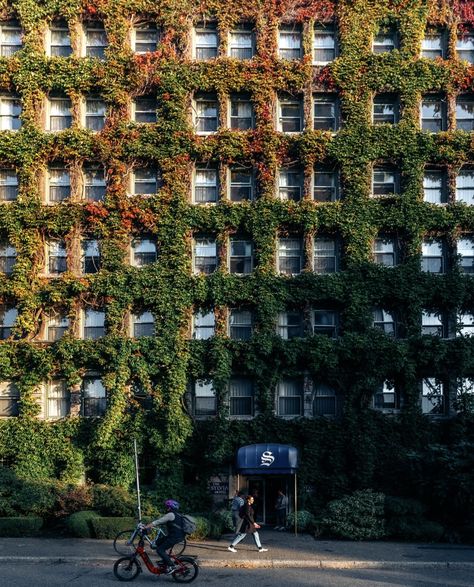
[175,512,197,535]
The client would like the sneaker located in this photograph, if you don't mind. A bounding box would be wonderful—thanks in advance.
[258,548,268,553]
[228,546,237,553]
[274,526,281,530]
[165,565,176,575]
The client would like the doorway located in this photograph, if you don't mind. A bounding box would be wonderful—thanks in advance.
[247,476,289,524]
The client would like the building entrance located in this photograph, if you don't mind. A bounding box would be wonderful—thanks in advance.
[247,476,289,525]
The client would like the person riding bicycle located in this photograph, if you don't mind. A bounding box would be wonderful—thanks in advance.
[144,499,185,575]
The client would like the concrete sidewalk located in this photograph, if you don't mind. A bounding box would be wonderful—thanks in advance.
[1,529,474,570]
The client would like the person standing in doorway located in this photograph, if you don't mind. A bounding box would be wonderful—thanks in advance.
[274,489,288,530]
[228,495,268,553]
[230,490,245,532]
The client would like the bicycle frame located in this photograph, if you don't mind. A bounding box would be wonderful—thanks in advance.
[131,539,185,576]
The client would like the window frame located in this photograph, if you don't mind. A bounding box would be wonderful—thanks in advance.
[372,164,399,196]
[420,94,447,132]
[277,379,304,417]
[229,238,254,275]
[83,22,107,59]
[81,238,101,274]
[313,237,338,273]
[0,167,18,202]
[45,311,69,342]
[193,236,218,274]
[421,237,446,274]
[0,243,16,275]
[44,379,69,419]
[312,309,338,338]
[131,237,157,267]
[313,93,339,131]
[278,167,304,202]
[455,94,474,132]
[229,377,254,418]
[0,381,19,417]
[193,380,217,417]
[0,21,22,57]
[46,239,67,276]
[194,22,218,60]
[0,306,17,340]
[47,21,72,57]
[278,25,302,61]
[421,27,447,59]
[278,95,303,133]
[132,21,160,54]
[228,166,255,202]
[0,95,21,131]
[313,23,337,65]
[277,236,304,276]
[373,235,398,267]
[192,310,215,340]
[372,308,396,336]
[83,164,106,202]
[81,375,106,417]
[423,168,448,204]
[229,308,253,340]
[456,167,474,205]
[277,311,304,339]
[313,165,340,202]
[229,94,254,130]
[47,165,71,203]
[82,308,105,340]
[372,93,399,125]
[132,95,157,124]
[421,377,446,416]
[131,310,155,337]
[228,24,254,60]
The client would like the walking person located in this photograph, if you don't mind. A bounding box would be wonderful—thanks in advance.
[274,489,288,530]
[228,495,268,553]
[230,490,245,532]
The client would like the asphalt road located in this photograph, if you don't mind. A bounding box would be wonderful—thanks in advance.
[1,562,473,587]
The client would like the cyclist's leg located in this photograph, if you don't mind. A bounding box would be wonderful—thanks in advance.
[156,537,175,567]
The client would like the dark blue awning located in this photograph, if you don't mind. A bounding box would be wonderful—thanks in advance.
[236,443,299,475]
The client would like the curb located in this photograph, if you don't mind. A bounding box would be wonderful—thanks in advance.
[1,557,474,569]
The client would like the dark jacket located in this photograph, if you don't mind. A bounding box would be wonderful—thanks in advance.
[240,502,257,534]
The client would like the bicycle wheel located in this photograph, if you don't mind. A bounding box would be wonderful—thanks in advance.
[113,557,141,581]
[169,537,187,556]
[172,556,199,583]
[113,530,138,555]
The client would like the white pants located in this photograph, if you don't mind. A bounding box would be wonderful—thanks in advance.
[231,531,262,549]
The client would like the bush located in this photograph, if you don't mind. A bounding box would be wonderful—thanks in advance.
[206,510,234,538]
[386,518,444,542]
[55,485,93,518]
[286,510,316,532]
[187,515,211,541]
[321,490,386,541]
[66,511,101,538]
[384,497,426,518]
[90,517,137,539]
[92,485,136,517]
[0,517,43,537]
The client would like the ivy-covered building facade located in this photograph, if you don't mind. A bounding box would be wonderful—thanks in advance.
[0,0,473,532]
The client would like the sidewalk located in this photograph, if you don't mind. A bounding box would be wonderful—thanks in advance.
[1,529,474,569]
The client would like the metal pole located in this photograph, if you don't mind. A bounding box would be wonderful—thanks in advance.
[294,474,297,536]
[134,439,142,521]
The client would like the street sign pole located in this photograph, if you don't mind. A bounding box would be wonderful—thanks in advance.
[134,438,142,521]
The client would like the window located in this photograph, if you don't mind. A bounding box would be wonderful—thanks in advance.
[0,168,18,201]
[131,238,157,267]
[48,166,70,203]
[0,244,15,274]
[456,31,474,63]
[85,98,106,131]
[229,94,254,130]
[277,237,303,275]
[0,21,22,56]
[81,376,106,416]
[132,311,154,337]
[278,96,303,132]
[229,24,254,59]
[279,167,303,201]
[277,311,303,339]
[193,380,216,416]
[46,312,69,342]
[421,238,445,273]
[0,381,19,417]
[314,237,338,273]
[83,309,105,339]
[133,96,157,123]
[229,309,253,340]
[313,383,337,417]
[373,94,399,124]
[0,306,17,339]
[0,95,21,130]
[194,167,218,203]
[229,378,254,416]
[193,310,215,339]
[229,238,253,274]
[312,310,338,337]
[48,96,72,131]
[421,95,446,132]
[49,22,72,57]
[131,167,160,196]
[421,378,445,415]
[194,93,218,134]
[457,237,474,274]
[277,379,303,417]
[313,24,337,64]
[229,167,254,202]
[421,28,447,59]
[372,165,398,196]
[456,377,474,414]
[313,94,339,131]
[133,22,159,53]
[458,313,474,336]
[314,166,339,202]
[373,381,400,411]
[82,239,100,274]
[45,380,69,418]
[83,165,106,201]
[423,168,447,204]
[194,22,218,60]
[456,95,474,131]
[373,309,396,336]
[47,240,67,275]
[278,25,302,60]
[84,22,107,58]
[193,237,217,274]
[373,26,398,53]
[455,167,474,204]
[421,311,445,337]
[373,236,397,267]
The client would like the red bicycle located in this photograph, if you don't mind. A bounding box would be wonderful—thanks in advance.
[113,529,199,583]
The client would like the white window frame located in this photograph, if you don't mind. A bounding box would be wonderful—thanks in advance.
[193,237,218,274]
[421,28,447,59]
[313,24,337,65]
[278,96,303,133]
[313,166,339,202]
[228,25,254,60]
[0,21,22,57]
[423,168,447,204]
[192,310,215,340]
[194,93,219,134]
[277,311,303,339]
[373,236,397,267]
[131,310,155,337]
[421,378,445,415]
[228,166,254,202]
[46,239,67,276]
[373,309,396,336]
[83,165,106,202]
[129,166,160,197]
[229,238,253,275]
[420,95,447,132]
[0,95,21,131]
[372,381,400,413]
[312,309,338,338]
[44,379,69,419]
[0,168,18,202]
[131,237,157,267]
[194,166,218,204]
[456,167,474,204]
[83,97,106,131]
[229,309,253,340]
[458,313,474,336]
[47,96,72,132]
[229,94,254,130]
[81,375,106,417]
[457,236,474,274]
[132,22,160,54]
[193,380,217,416]
[82,308,105,340]
[0,306,17,339]
[372,27,398,53]
[372,94,399,125]
[81,238,100,274]
[277,379,303,417]
[313,383,337,417]
[47,165,71,203]
[229,378,254,418]
[314,237,338,273]
[277,237,303,275]
[372,165,398,196]
[45,311,69,342]
[0,243,16,275]
[194,22,218,60]
[83,22,107,58]
[421,238,445,273]
[456,95,474,132]
[313,94,339,131]
[278,25,302,61]
[0,381,19,417]
[421,311,445,337]
[456,32,474,63]
[279,167,304,201]
[132,96,157,123]
[47,21,72,57]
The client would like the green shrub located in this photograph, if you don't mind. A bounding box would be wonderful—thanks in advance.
[206,510,234,538]
[286,510,316,532]
[384,497,426,518]
[0,517,43,537]
[386,518,444,542]
[90,517,137,539]
[187,515,211,541]
[55,485,93,518]
[92,485,136,517]
[66,511,101,538]
[321,490,386,541]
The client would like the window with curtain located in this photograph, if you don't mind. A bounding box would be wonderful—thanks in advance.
[49,97,72,131]
[277,379,303,416]
[193,310,215,339]
[81,376,106,416]
[132,311,154,337]
[0,168,18,201]
[0,96,21,130]
[229,378,254,416]
[193,237,217,274]
[83,165,106,202]
[83,309,105,339]
[194,380,217,416]
[46,379,69,418]
[131,238,157,267]
[0,243,16,274]
[0,306,17,339]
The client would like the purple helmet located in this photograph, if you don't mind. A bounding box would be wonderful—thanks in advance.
[164,499,180,511]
